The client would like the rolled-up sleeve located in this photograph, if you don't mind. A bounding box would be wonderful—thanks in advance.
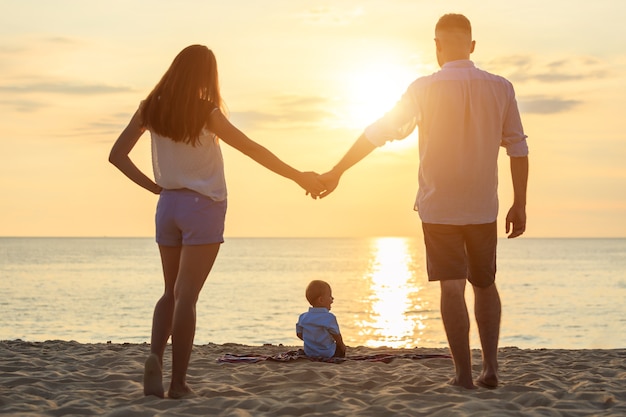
[364,88,418,147]
[501,87,529,157]
[503,137,528,157]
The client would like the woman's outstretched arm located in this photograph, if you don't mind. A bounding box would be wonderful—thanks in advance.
[208,110,325,197]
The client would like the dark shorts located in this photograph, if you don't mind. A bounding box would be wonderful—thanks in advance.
[156,189,226,246]
[421,222,497,288]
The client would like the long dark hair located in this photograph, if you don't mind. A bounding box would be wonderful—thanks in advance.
[141,45,225,145]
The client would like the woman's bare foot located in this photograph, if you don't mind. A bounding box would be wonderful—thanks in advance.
[476,371,499,389]
[143,354,164,398]
[168,384,195,399]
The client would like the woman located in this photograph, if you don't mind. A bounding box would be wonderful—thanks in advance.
[109,45,324,398]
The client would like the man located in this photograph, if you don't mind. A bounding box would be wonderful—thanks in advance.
[318,13,529,389]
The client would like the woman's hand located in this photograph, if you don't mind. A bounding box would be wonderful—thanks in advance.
[296,171,326,199]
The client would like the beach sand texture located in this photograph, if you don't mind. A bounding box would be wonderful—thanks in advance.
[1,340,624,416]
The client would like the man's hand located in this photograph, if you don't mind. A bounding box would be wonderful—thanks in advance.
[297,171,326,199]
[317,170,341,199]
[507,156,528,238]
[505,204,526,238]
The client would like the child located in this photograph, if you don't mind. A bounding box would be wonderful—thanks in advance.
[296,280,346,358]
[109,45,326,399]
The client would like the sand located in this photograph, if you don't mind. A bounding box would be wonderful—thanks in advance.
[1,340,624,416]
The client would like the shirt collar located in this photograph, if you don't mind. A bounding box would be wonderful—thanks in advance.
[308,307,329,313]
[442,59,475,69]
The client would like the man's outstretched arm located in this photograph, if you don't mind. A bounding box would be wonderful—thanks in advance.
[318,133,377,198]
[505,155,529,238]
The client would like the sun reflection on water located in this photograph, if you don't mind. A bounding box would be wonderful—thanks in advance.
[354,237,431,348]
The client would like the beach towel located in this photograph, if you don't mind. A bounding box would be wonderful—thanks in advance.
[216,349,451,364]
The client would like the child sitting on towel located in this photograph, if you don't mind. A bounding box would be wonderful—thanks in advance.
[296,280,346,358]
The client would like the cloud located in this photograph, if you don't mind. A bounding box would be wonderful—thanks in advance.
[484,55,607,115]
[58,113,134,140]
[485,55,609,83]
[299,5,364,26]
[230,95,337,130]
[83,120,127,134]
[41,36,81,45]
[0,99,47,113]
[0,44,28,54]
[518,96,581,114]
[0,78,136,114]
[0,81,135,95]
[0,35,85,74]
[229,111,274,130]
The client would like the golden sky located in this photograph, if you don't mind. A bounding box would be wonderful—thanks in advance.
[1,0,625,237]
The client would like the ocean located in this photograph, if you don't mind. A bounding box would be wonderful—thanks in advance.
[1,237,625,350]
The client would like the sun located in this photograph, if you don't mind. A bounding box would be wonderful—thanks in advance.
[342,63,417,130]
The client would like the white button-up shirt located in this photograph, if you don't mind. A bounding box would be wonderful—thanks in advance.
[365,60,528,225]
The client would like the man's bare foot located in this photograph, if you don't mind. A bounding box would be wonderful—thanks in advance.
[143,354,164,398]
[476,372,499,389]
[168,384,195,399]
[448,376,477,390]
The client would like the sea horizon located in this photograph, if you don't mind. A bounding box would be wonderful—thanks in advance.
[1,237,625,349]
[2,235,626,240]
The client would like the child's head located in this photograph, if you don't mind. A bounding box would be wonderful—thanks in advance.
[305,280,334,310]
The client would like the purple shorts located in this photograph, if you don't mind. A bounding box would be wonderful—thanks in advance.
[155,189,226,246]
[421,222,497,288]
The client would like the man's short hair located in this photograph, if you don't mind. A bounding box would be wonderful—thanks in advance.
[435,13,472,37]
[305,280,330,305]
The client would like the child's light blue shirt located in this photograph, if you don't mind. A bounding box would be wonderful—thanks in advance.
[296,307,340,358]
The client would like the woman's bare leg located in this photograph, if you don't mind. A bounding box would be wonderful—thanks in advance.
[168,243,220,398]
[143,245,181,398]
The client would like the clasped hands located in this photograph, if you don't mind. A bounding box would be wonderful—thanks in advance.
[297,170,340,200]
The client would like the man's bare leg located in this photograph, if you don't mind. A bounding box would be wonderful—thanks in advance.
[474,282,501,388]
[440,279,476,389]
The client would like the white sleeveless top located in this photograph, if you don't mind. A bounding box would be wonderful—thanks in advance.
[148,107,226,201]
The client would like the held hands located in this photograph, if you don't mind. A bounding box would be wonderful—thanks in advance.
[300,169,341,199]
[296,171,327,199]
[316,170,340,199]
[505,204,526,238]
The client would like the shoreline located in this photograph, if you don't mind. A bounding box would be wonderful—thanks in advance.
[1,340,625,416]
